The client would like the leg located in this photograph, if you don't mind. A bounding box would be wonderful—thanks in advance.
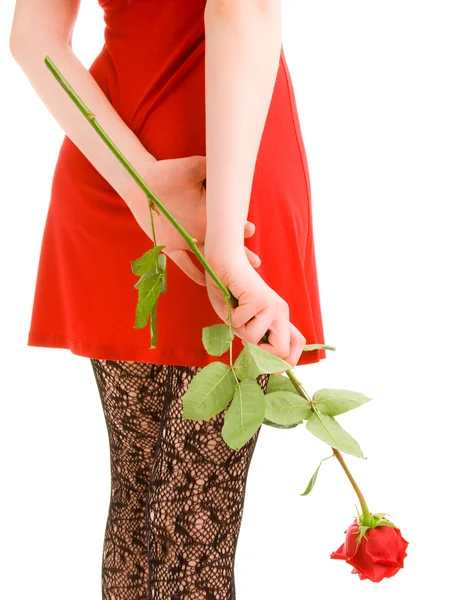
[90,359,170,600]
[146,365,270,600]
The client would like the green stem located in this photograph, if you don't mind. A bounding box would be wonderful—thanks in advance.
[46,55,273,345]
[44,56,232,306]
[332,448,371,526]
[286,369,312,402]
[285,368,371,526]
[148,196,158,246]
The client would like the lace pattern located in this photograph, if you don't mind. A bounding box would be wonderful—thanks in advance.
[90,359,269,600]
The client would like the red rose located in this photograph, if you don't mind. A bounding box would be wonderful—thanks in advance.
[330,518,408,582]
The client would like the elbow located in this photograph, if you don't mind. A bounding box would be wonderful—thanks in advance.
[10,28,70,67]
[9,28,24,62]
[9,27,36,63]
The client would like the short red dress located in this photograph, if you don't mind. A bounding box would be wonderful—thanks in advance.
[27,0,327,368]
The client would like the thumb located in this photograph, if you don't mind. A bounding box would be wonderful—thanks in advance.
[167,249,206,286]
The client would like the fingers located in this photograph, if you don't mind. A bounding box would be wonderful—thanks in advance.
[246,322,305,370]
[232,303,275,347]
[244,221,256,238]
[232,294,305,366]
[236,299,290,359]
[258,308,291,359]
[244,246,261,268]
[283,323,306,367]
[168,249,206,286]
[231,289,268,330]
[240,323,306,374]
[261,323,305,370]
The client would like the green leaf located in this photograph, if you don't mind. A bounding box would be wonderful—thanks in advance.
[138,274,162,314]
[149,305,157,349]
[159,271,167,294]
[303,343,336,352]
[157,253,167,272]
[266,373,298,395]
[368,513,397,529]
[300,463,322,496]
[202,324,234,356]
[305,412,364,458]
[312,389,372,416]
[130,245,165,276]
[356,525,370,545]
[134,254,167,292]
[134,253,167,297]
[265,391,313,426]
[355,504,361,521]
[134,272,153,290]
[222,378,266,450]
[233,343,291,381]
[374,519,397,529]
[300,454,334,496]
[262,417,299,429]
[133,300,149,328]
[371,512,393,520]
[182,362,237,420]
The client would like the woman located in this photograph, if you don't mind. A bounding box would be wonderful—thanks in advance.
[10,0,326,598]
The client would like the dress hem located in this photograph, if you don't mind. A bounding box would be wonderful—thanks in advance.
[27,331,327,368]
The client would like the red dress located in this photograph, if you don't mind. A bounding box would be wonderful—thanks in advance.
[27,0,327,368]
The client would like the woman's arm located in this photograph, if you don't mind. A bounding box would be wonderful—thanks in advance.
[203,0,282,261]
[9,0,156,210]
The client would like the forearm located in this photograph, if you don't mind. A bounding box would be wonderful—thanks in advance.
[204,0,282,259]
[10,37,156,209]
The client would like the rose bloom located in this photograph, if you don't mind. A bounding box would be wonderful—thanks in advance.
[331,519,408,582]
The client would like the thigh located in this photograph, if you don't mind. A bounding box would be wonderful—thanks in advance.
[146,365,270,599]
[90,358,172,595]
[90,359,170,472]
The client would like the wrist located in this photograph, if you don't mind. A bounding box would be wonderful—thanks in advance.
[122,151,159,209]
[204,238,247,266]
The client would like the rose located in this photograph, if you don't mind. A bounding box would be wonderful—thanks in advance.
[331,517,409,582]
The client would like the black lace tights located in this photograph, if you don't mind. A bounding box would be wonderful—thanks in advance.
[90,359,269,600]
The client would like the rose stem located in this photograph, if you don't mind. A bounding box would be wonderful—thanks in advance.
[286,368,371,526]
[286,369,311,401]
[332,449,371,526]
[44,57,234,299]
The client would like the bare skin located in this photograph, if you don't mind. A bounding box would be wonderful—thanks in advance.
[204,0,305,365]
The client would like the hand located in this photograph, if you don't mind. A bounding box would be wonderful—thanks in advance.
[126,155,261,285]
[204,249,306,367]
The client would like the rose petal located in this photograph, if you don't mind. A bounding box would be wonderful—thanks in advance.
[343,522,361,559]
[351,567,368,580]
[367,563,402,582]
[330,543,346,560]
[365,527,409,567]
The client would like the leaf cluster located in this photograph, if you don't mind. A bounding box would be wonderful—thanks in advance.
[183,324,371,462]
[131,245,167,348]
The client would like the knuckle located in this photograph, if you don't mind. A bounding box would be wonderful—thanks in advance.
[279,298,289,315]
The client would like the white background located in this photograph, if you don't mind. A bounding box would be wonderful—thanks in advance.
[1,1,450,598]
